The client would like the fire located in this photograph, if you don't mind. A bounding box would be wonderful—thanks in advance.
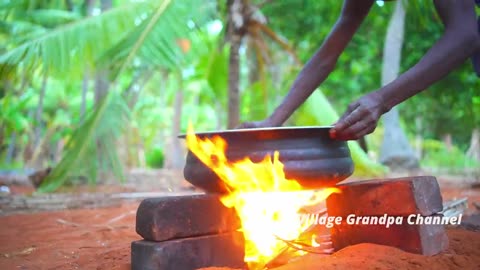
[186,125,339,269]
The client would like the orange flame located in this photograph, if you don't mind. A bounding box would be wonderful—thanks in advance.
[186,125,339,269]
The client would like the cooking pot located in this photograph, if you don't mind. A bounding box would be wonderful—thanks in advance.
[179,126,354,193]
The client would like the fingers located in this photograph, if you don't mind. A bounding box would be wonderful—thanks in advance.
[355,125,376,139]
[337,102,359,124]
[337,112,378,140]
[335,121,367,140]
[331,93,385,140]
[331,107,378,140]
[331,106,364,137]
[336,121,376,140]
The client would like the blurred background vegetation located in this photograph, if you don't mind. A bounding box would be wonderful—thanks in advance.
[0,0,479,192]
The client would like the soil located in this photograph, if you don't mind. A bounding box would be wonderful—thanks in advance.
[0,203,138,270]
[202,229,480,270]
[276,229,480,270]
[0,179,479,270]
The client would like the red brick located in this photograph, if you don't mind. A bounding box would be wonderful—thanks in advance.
[459,214,480,232]
[331,219,448,256]
[136,194,240,242]
[326,176,443,217]
[131,232,245,270]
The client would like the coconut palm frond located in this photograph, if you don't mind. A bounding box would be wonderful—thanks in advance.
[0,1,153,77]
[0,20,47,43]
[38,92,130,192]
[25,9,82,27]
[100,0,214,75]
[37,0,214,192]
[100,0,180,74]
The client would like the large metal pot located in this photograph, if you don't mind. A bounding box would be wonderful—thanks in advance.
[179,126,354,193]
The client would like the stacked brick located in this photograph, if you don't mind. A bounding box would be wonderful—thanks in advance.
[326,176,449,255]
[131,194,245,270]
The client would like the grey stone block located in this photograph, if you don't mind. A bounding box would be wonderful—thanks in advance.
[131,232,245,270]
[136,194,241,241]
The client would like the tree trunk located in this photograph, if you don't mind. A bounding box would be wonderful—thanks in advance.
[466,128,480,161]
[85,0,95,16]
[164,73,184,169]
[228,35,241,129]
[443,133,453,152]
[123,71,153,168]
[65,0,74,11]
[379,0,419,171]
[247,39,260,86]
[415,116,423,159]
[125,71,154,108]
[91,0,112,182]
[34,72,48,150]
[155,71,168,151]
[227,0,245,129]
[94,0,112,106]
[81,0,94,122]
[216,102,223,130]
[94,69,109,105]
[81,72,88,122]
[100,0,112,10]
[6,132,16,164]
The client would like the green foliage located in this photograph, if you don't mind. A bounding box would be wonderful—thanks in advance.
[100,0,212,76]
[38,92,129,192]
[145,147,165,168]
[193,35,229,108]
[421,139,480,169]
[0,161,23,170]
[26,9,82,27]
[261,0,342,59]
[0,0,477,192]
[0,92,32,134]
[1,1,151,77]
[0,0,215,192]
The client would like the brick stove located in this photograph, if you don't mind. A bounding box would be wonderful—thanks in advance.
[326,176,448,256]
[131,176,449,270]
[132,195,245,269]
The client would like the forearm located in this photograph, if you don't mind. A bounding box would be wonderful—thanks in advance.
[268,0,374,126]
[267,48,336,125]
[379,0,480,111]
[379,31,480,111]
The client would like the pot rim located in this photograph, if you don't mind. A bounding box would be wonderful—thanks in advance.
[177,125,334,138]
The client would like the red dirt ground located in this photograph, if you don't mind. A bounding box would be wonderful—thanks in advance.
[0,203,138,270]
[203,229,480,270]
[0,185,479,270]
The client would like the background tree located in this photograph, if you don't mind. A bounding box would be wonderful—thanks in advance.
[379,0,419,170]
[0,0,477,191]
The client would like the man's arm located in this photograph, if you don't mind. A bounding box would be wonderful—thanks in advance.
[332,0,480,140]
[382,0,480,109]
[240,0,374,128]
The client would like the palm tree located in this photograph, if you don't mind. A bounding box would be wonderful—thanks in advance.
[379,0,419,170]
[0,0,211,191]
[224,0,300,128]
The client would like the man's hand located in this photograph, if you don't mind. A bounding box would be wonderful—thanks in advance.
[330,92,387,140]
